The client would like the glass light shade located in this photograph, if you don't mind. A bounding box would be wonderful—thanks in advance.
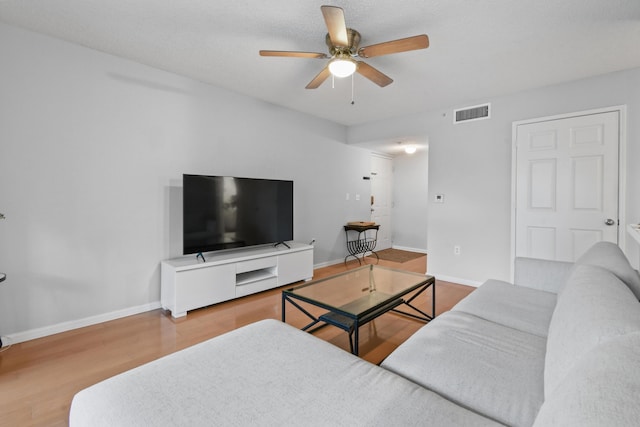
[328,57,357,78]
[404,145,417,154]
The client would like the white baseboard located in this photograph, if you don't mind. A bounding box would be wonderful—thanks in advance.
[314,258,481,289]
[314,247,427,270]
[428,273,483,288]
[391,245,428,254]
[7,301,162,345]
[313,258,345,269]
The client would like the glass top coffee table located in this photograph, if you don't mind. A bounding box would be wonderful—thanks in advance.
[282,265,435,356]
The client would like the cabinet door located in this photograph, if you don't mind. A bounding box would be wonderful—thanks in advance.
[278,250,313,286]
[175,264,236,313]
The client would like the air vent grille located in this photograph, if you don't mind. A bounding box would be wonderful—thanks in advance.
[454,103,491,124]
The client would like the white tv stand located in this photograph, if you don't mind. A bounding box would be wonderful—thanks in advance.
[161,242,313,318]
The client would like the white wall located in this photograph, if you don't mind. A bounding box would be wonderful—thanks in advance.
[0,23,371,340]
[392,151,429,252]
[350,68,640,284]
[3,20,639,342]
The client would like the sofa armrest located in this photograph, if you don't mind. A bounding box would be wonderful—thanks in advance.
[514,257,574,294]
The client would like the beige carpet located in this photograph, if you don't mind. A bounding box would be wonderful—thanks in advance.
[371,248,425,263]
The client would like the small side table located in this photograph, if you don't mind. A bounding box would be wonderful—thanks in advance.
[343,224,380,265]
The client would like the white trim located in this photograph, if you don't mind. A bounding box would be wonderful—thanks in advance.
[512,105,625,126]
[314,247,427,270]
[510,120,518,282]
[391,245,427,254]
[6,301,162,344]
[618,106,629,254]
[510,105,628,281]
[313,259,344,269]
[370,152,393,160]
[429,273,483,288]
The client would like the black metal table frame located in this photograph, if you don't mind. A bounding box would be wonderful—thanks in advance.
[282,276,435,356]
[344,225,380,266]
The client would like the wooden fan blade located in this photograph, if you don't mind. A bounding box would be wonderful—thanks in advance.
[306,66,331,89]
[260,50,327,59]
[358,34,429,58]
[356,61,393,87]
[321,5,349,47]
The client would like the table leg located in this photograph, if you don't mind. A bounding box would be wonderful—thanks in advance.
[432,280,436,319]
[354,319,359,356]
[392,280,436,321]
[281,293,286,322]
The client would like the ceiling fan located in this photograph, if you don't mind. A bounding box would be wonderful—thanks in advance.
[259,5,429,89]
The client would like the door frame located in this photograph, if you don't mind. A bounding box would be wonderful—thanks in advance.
[510,105,628,280]
[370,152,393,250]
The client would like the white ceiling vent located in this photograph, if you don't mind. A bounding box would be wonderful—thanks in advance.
[453,103,491,124]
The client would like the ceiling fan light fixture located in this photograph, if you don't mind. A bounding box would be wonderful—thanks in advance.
[328,55,357,78]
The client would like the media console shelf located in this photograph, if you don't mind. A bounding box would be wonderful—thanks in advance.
[161,242,313,318]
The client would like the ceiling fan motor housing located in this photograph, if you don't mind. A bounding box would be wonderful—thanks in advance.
[326,29,361,56]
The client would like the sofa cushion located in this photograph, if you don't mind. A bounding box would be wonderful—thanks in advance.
[382,311,546,427]
[575,241,640,299]
[514,257,574,294]
[534,332,640,427]
[70,319,503,427]
[452,279,556,337]
[545,264,640,397]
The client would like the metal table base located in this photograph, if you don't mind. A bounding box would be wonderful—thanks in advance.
[282,277,435,356]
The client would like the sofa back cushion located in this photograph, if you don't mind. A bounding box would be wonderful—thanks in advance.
[575,241,640,299]
[513,257,574,294]
[544,264,640,397]
[534,332,640,426]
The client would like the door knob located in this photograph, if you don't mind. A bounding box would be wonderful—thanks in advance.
[605,218,616,226]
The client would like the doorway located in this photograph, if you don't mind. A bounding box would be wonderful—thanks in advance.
[370,154,393,250]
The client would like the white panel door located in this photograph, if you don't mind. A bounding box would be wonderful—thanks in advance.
[370,155,392,250]
[515,111,619,261]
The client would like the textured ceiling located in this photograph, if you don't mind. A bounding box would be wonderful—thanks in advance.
[1,0,640,130]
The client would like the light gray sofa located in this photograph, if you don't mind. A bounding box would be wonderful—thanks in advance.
[69,242,640,426]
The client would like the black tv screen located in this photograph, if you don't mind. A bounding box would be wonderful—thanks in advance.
[183,174,294,255]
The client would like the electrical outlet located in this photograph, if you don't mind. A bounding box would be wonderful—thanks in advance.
[454,245,461,255]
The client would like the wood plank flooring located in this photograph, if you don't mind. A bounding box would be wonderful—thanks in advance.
[0,254,474,426]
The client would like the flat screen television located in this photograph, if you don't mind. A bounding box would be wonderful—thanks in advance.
[183,174,294,255]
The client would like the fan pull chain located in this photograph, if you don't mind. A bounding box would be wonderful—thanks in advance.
[351,73,355,105]
[332,74,335,89]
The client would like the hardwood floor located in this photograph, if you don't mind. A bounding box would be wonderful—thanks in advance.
[0,254,474,426]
